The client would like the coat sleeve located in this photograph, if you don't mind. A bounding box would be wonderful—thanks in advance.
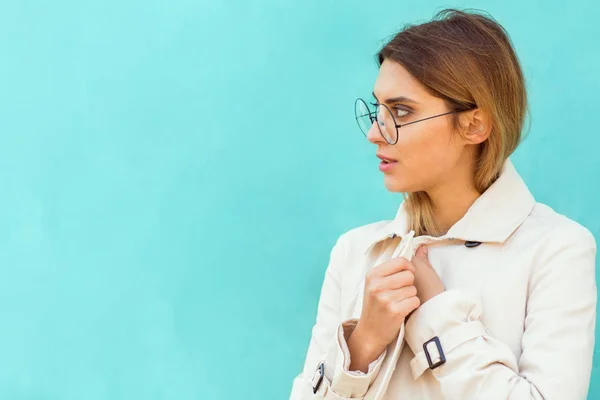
[403,224,597,400]
[289,233,387,400]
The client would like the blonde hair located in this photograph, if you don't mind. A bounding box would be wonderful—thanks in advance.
[376,9,528,236]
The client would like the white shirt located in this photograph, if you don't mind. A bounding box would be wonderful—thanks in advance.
[289,158,597,400]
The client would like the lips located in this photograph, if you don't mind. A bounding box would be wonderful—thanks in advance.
[377,153,398,163]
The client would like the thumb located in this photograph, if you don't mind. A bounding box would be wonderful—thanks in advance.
[414,245,430,261]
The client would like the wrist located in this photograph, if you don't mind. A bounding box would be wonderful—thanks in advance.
[415,273,445,304]
[419,284,445,304]
[348,323,388,360]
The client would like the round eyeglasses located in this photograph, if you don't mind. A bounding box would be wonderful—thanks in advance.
[354,98,469,145]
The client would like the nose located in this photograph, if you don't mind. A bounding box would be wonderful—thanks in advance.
[366,119,385,144]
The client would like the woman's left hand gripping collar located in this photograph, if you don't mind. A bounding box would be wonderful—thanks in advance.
[412,245,446,305]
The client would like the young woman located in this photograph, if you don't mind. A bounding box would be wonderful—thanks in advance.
[289,9,597,400]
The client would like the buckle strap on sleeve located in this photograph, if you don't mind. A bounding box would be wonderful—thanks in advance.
[409,321,488,379]
[310,361,357,399]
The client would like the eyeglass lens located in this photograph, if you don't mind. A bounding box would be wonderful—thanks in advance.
[354,99,397,144]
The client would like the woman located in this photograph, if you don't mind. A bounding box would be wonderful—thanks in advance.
[289,9,597,400]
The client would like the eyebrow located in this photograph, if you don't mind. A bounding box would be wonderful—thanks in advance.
[372,91,419,104]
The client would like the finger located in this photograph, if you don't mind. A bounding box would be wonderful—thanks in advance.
[389,295,421,316]
[415,245,428,258]
[379,285,418,302]
[383,270,415,290]
[413,245,432,268]
[376,256,415,277]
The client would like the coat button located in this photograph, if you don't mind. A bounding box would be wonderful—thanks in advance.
[465,241,482,248]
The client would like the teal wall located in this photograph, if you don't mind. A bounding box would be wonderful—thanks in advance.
[0,0,598,399]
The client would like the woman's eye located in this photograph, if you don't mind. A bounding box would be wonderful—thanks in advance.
[394,107,410,118]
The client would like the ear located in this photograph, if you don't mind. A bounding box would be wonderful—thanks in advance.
[459,108,491,145]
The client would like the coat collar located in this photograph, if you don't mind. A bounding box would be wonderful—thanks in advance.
[364,158,536,254]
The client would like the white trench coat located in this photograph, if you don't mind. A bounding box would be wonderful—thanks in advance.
[289,159,597,400]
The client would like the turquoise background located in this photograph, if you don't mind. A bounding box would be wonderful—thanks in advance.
[0,0,598,399]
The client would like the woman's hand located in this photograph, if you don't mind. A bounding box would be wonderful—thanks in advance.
[351,256,421,354]
[411,245,445,306]
[346,245,445,373]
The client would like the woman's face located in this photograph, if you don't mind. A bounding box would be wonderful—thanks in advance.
[367,59,472,193]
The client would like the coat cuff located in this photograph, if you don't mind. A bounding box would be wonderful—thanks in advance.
[404,289,489,379]
[329,318,387,398]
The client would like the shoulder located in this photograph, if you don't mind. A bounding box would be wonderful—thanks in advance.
[519,202,596,265]
[336,219,391,249]
[326,219,392,268]
[526,202,596,247]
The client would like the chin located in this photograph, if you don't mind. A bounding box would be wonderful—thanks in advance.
[382,174,411,193]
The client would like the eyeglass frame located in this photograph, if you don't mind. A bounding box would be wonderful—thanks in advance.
[354,97,475,145]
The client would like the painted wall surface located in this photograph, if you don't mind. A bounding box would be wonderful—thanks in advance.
[0,1,598,399]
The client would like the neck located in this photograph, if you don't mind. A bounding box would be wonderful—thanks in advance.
[426,159,481,235]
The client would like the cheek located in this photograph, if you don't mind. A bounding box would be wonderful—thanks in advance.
[384,122,460,191]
